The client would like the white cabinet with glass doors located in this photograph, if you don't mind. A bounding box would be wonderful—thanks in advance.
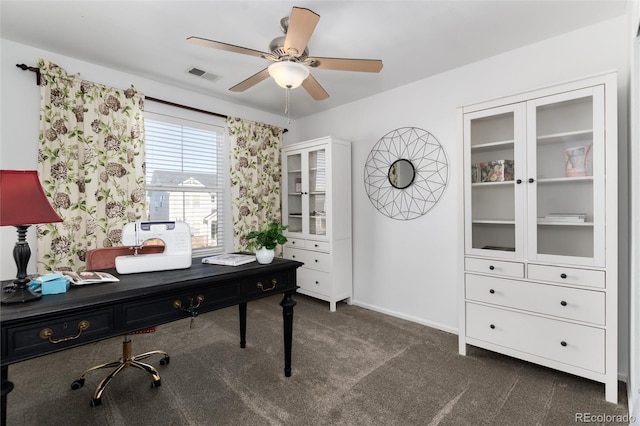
[282,137,352,311]
[459,72,618,403]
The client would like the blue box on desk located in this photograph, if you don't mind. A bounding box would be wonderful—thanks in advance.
[42,277,70,294]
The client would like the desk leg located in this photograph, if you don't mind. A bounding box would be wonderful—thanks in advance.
[280,291,296,377]
[1,365,13,426]
[239,302,247,348]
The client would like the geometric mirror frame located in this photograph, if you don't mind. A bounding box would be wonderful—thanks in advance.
[364,127,449,220]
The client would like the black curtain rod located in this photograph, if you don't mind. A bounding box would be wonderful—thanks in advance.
[16,63,227,120]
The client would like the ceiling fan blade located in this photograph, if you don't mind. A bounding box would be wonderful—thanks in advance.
[187,36,269,58]
[302,74,329,101]
[306,57,383,73]
[284,7,320,57]
[229,68,270,92]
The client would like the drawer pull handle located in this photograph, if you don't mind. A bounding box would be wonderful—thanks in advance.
[489,265,495,271]
[314,244,319,247]
[560,341,567,347]
[292,241,296,244]
[528,178,535,183]
[516,179,522,184]
[560,301,567,306]
[257,279,277,292]
[39,320,90,344]
[489,289,495,294]
[315,259,318,263]
[560,273,567,279]
[315,281,319,285]
[490,324,495,329]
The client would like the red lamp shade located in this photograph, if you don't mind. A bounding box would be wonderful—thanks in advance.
[0,170,63,226]
[1,170,63,304]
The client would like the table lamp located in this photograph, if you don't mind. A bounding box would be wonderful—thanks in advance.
[0,170,63,304]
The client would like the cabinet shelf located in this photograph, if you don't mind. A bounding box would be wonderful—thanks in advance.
[537,129,593,145]
[472,219,515,225]
[471,139,514,152]
[536,176,593,184]
[537,220,594,227]
[471,180,515,187]
[288,169,302,174]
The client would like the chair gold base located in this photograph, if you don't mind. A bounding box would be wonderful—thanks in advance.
[71,335,170,406]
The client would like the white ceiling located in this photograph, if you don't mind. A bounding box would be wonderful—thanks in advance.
[0,1,628,119]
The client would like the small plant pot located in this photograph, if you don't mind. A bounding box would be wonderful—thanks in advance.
[255,247,275,264]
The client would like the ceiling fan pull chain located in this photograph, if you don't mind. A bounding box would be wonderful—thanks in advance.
[285,88,291,123]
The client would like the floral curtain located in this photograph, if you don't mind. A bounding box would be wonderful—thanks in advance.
[36,59,146,273]
[226,117,283,252]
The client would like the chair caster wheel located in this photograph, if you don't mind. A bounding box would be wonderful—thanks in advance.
[151,379,161,388]
[71,378,85,390]
[159,356,170,366]
[90,398,102,407]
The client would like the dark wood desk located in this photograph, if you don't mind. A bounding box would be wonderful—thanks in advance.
[0,257,303,425]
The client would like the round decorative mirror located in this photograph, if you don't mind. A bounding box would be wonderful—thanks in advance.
[364,127,449,220]
[388,159,415,189]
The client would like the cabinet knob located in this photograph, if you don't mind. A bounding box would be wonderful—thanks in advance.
[489,289,495,294]
[315,281,319,285]
[292,255,296,259]
[315,259,318,263]
[560,301,567,306]
[516,179,522,184]
[490,324,495,329]
[292,241,296,245]
[528,178,535,183]
[314,244,319,248]
[560,273,567,279]
[489,265,495,271]
[560,341,567,347]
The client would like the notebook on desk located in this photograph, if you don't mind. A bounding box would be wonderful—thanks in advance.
[201,254,256,266]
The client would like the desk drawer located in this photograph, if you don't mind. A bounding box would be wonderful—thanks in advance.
[123,283,239,329]
[465,274,605,325]
[466,302,604,373]
[241,271,292,298]
[4,308,115,360]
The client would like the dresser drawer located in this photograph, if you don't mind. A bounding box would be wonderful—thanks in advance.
[528,264,605,289]
[297,268,331,296]
[284,247,331,272]
[285,237,306,249]
[465,303,604,373]
[4,308,115,360]
[465,257,524,278]
[306,239,330,252]
[465,274,605,325]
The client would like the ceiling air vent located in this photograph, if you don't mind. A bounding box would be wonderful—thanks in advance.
[187,66,220,82]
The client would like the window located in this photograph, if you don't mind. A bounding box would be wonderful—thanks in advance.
[144,108,226,255]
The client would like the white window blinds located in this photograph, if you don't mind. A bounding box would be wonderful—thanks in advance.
[144,110,226,255]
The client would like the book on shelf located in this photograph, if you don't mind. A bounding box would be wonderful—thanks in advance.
[538,213,587,223]
[57,271,120,286]
[201,253,256,266]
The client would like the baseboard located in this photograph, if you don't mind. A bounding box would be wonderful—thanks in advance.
[630,386,639,425]
[351,300,458,335]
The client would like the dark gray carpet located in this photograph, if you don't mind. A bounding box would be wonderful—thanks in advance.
[5,294,629,425]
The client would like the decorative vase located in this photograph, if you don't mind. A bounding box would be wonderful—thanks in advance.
[255,247,275,264]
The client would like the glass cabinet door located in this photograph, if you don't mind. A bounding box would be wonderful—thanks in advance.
[307,147,327,236]
[464,104,525,258]
[286,151,303,235]
[527,86,605,266]
[284,146,328,238]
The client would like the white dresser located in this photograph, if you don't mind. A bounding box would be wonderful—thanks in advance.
[458,72,618,403]
[282,137,352,311]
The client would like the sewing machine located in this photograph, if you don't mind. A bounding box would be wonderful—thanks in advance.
[115,221,192,274]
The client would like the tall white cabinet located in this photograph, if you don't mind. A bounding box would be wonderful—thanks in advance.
[458,72,619,403]
[282,137,352,312]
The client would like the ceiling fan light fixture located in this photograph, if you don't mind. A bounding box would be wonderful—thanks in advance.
[268,61,309,89]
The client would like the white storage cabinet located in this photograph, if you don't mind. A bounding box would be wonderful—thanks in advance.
[282,137,352,312]
[458,72,618,403]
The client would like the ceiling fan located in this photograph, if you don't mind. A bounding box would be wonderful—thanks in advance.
[187,6,383,100]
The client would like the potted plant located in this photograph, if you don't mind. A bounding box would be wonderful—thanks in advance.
[246,221,289,264]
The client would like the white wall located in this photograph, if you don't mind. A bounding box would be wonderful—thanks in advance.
[292,16,631,377]
[0,38,292,281]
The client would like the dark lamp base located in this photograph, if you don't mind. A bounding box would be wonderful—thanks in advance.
[1,282,41,304]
